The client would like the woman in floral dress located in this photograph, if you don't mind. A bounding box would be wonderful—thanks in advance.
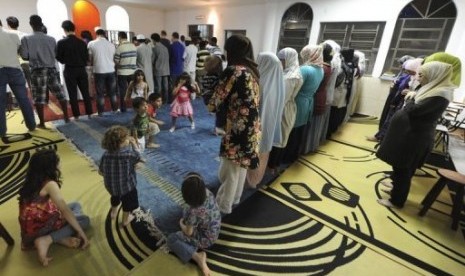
[208,34,261,214]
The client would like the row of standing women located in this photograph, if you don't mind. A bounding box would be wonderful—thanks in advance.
[210,36,361,215]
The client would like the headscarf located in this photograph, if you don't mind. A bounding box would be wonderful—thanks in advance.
[403,58,423,89]
[424,52,461,86]
[323,40,342,71]
[300,45,323,67]
[257,52,286,152]
[403,58,423,72]
[397,55,415,66]
[224,34,259,79]
[277,47,301,80]
[414,61,455,103]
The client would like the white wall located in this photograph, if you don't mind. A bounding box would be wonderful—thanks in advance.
[0,0,163,36]
[166,0,465,116]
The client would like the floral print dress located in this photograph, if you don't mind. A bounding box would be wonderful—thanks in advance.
[182,190,221,249]
[208,65,261,169]
[19,190,65,248]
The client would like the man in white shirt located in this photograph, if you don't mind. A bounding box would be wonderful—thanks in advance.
[6,16,31,89]
[183,37,199,84]
[88,29,118,115]
[0,19,36,137]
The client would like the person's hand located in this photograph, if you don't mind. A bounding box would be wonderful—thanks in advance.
[78,232,90,249]
[404,91,417,100]
[401,89,410,95]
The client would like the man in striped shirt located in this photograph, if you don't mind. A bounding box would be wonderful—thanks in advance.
[114,32,137,112]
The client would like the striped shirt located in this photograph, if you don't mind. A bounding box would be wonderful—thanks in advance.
[99,146,141,196]
[115,41,137,76]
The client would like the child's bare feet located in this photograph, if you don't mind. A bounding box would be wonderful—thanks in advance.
[146,143,160,148]
[34,235,53,266]
[111,207,118,219]
[57,237,81,248]
[122,213,135,227]
[192,251,210,276]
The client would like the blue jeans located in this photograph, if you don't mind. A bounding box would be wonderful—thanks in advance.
[49,202,90,242]
[167,231,197,263]
[0,67,36,136]
[155,75,170,103]
[117,75,132,112]
[94,72,118,114]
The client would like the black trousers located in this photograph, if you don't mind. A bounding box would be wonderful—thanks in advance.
[390,166,416,207]
[64,66,93,118]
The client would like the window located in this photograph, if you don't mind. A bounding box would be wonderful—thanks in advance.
[225,30,246,39]
[383,0,457,74]
[278,3,313,54]
[318,22,385,75]
[188,24,214,40]
[105,5,130,45]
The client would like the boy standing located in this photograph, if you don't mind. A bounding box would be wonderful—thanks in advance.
[99,126,142,226]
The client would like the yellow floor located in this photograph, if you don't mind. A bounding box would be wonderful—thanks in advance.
[1,112,464,275]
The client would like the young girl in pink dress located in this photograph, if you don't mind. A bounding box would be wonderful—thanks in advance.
[169,72,199,132]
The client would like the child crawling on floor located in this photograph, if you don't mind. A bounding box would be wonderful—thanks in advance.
[167,172,221,276]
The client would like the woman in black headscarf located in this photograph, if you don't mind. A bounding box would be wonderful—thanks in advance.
[208,35,261,214]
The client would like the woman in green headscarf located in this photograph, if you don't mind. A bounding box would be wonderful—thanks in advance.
[424,52,461,87]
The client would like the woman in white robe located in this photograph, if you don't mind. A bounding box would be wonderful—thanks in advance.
[246,52,285,187]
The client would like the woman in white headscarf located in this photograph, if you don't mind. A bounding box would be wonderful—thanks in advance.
[282,45,324,163]
[268,48,303,171]
[246,52,285,187]
[321,40,342,140]
[376,61,455,208]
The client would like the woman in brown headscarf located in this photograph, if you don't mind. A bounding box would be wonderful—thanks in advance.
[208,35,260,214]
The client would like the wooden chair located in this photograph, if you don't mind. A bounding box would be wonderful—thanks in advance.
[419,169,465,230]
[0,222,14,246]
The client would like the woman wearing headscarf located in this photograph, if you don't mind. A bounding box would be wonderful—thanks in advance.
[377,55,415,133]
[246,52,285,187]
[424,52,461,86]
[208,35,260,214]
[376,61,456,208]
[268,48,303,171]
[282,45,324,163]
[300,43,333,154]
[367,58,423,142]
[321,40,342,142]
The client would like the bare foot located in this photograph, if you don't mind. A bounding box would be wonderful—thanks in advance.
[57,237,81,249]
[110,207,118,219]
[34,235,53,266]
[122,213,135,227]
[37,123,48,129]
[365,136,379,142]
[146,143,160,149]
[192,251,211,276]
[380,181,393,189]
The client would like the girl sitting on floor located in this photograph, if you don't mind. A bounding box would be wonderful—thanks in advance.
[167,172,221,276]
[170,72,199,132]
[18,149,90,266]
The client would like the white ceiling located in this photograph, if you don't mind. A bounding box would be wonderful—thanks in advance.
[103,0,271,11]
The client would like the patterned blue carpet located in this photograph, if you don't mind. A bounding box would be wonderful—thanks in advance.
[56,98,223,233]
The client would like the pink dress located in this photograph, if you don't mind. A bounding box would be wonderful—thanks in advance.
[170,86,194,117]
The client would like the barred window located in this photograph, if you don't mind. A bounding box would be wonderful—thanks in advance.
[318,22,385,75]
[382,0,457,75]
[278,3,313,54]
